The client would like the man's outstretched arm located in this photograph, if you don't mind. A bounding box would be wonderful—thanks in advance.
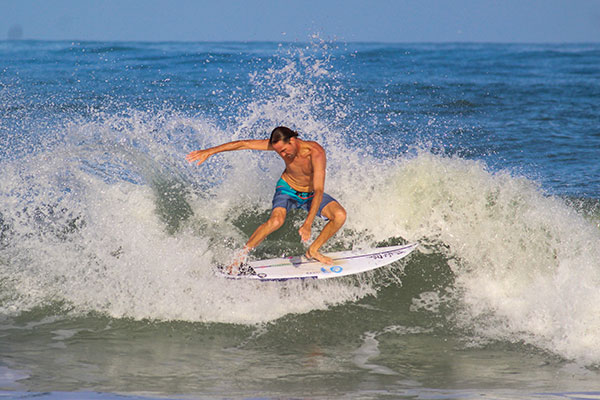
[186,139,271,166]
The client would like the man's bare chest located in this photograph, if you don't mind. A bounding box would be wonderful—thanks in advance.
[285,156,313,177]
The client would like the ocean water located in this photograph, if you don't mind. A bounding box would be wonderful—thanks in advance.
[0,40,599,399]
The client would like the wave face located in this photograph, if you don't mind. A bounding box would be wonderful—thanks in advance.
[0,41,599,366]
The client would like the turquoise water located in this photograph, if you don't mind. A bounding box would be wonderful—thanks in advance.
[1,40,599,399]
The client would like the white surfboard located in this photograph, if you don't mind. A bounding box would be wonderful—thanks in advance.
[217,243,418,281]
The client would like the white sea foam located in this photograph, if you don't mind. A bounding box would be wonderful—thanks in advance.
[0,109,376,325]
[339,151,600,365]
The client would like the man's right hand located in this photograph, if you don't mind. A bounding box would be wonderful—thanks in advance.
[186,149,211,165]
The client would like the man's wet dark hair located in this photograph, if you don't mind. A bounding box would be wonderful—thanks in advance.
[269,126,298,145]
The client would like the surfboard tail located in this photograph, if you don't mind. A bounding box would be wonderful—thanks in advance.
[216,263,257,278]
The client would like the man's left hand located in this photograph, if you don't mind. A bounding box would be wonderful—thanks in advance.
[299,223,311,243]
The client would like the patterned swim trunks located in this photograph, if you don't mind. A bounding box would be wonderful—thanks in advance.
[271,177,336,219]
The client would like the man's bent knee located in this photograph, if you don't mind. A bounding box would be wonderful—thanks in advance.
[267,208,286,230]
[323,202,346,225]
[338,207,347,221]
[333,207,346,226]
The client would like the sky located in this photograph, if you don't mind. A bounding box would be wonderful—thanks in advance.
[2,0,599,43]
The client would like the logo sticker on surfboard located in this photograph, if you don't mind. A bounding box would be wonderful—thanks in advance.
[321,266,343,273]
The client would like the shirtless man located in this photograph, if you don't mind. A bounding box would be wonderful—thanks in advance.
[186,126,346,270]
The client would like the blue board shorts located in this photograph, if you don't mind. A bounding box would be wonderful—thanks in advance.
[272,177,336,220]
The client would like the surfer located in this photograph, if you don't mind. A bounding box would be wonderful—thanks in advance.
[186,126,346,271]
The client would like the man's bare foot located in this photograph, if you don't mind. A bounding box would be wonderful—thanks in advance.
[227,247,250,274]
[306,248,333,265]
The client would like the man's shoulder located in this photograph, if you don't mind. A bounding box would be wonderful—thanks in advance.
[301,140,325,153]
[300,141,326,163]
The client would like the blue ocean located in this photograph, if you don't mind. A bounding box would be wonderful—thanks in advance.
[1,40,599,399]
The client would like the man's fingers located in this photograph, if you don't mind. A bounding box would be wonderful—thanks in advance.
[186,151,207,165]
[185,152,197,162]
[299,228,310,243]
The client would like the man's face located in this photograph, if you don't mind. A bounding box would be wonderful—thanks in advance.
[272,138,297,161]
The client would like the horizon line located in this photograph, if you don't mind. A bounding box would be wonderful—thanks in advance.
[3,38,600,46]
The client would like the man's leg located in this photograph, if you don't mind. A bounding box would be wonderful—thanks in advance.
[306,201,346,264]
[228,207,287,273]
[246,207,287,249]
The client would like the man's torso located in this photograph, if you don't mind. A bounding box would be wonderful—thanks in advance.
[280,141,316,192]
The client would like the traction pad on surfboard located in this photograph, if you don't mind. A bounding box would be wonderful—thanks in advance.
[216,263,257,276]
